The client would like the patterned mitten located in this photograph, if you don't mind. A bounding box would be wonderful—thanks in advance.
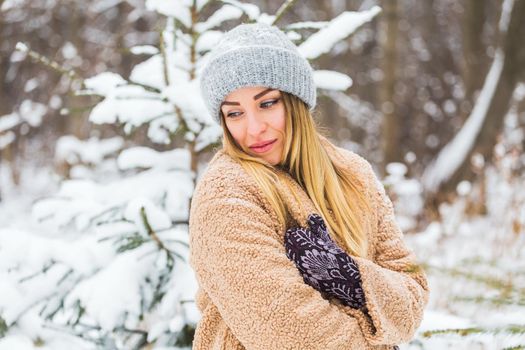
[284,213,366,309]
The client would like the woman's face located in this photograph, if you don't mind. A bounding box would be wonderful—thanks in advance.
[221,86,286,166]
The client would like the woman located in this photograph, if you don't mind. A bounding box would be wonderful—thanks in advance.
[189,22,429,350]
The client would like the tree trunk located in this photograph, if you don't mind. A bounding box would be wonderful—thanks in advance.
[380,0,400,174]
[423,0,525,212]
[462,0,487,105]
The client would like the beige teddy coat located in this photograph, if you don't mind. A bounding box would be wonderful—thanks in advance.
[188,137,429,349]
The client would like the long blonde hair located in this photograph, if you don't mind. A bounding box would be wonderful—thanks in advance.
[221,91,370,257]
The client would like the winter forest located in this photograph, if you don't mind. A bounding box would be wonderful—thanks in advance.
[0,0,524,349]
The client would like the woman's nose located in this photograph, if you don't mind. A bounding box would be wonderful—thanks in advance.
[246,111,267,136]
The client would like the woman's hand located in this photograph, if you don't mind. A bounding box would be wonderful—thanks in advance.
[284,214,366,309]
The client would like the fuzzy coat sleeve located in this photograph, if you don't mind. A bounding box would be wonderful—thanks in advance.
[189,157,384,350]
[330,147,430,346]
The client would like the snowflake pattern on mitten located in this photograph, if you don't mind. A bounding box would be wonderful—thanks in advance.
[284,213,366,309]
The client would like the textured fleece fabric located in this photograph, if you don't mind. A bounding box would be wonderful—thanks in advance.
[188,136,429,350]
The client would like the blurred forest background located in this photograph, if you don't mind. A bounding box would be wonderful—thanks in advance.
[1,0,525,214]
[1,0,524,349]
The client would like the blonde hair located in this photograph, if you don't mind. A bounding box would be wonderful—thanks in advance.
[221,91,370,257]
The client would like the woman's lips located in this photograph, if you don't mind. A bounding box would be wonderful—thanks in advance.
[249,139,277,154]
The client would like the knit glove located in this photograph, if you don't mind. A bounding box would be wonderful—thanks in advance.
[284,214,366,309]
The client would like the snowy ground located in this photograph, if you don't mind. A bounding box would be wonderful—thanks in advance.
[1,160,524,349]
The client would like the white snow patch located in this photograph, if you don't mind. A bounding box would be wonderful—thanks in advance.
[146,0,192,28]
[298,6,381,59]
[195,4,243,33]
[313,70,353,90]
[130,45,159,55]
[422,49,505,193]
[84,72,127,96]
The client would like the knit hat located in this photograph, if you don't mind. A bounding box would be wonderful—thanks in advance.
[199,22,317,123]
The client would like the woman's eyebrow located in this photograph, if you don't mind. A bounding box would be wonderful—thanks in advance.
[221,88,276,107]
[253,88,275,100]
[221,101,240,106]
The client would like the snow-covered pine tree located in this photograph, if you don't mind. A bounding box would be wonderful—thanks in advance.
[1,1,381,349]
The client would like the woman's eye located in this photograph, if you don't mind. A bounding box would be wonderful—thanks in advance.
[226,111,241,118]
[261,98,280,109]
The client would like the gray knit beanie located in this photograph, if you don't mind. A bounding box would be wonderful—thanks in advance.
[200,22,317,123]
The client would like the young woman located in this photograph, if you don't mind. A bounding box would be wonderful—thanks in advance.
[189,22,429,350]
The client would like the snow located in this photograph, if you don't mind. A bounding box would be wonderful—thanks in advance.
[55,135,124,165]
[124,197,172,233]
[255,13,275,25]
[145,0,191,28]
[418,310,474,332]
[298,6,381,59]
[0,149,198,346]
[15,42,29,53]
[456,180,472,196]
[0,100,46,137]
[64,245,153,331]
[514,83,525,101]
[23,78,39,92]
[130,53,191,90]
[196,30,223,53]
[10,49,27,63]
[499,0,515,33]
[117,147,190,171]
[0,131,15,149]
[286,21,329,30]
[313,70,353,90]
[91,0,125,13]
[327,90,381,133]
[0,112,20,132]
[0,335,34,350]
[385,162,407,177]
[130,45,159,55]
[18,100,47,127]
[161,79,222,150]
[195,4,243,33]
[84,72,127,96]
[443,99,457,115]
[61,42,77,60]
[422,49,505,193]
[89,84,175,128]
[221,0,260,21]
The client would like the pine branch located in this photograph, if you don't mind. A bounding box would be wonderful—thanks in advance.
[272,0,298,25]
[140,206,167,250]
[18,259,57,283]
[454,295,525,307]
[90,204,124,226]
[42,321,109,346]
[0,316,7,338]
[158,25,171,88]
[116,233,148,253]
[126,80,162,94]
[15,42,83,85]
[422,324,525,338]
[423,263,521,296]
[139,206,186,262]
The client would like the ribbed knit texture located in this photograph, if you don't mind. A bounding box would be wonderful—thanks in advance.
[200,23,316,122]
[189,135,429,349]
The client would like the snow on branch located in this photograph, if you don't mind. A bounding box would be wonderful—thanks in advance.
[422,50,506,193]
[298,6,381,59]
[313,70,353,91]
